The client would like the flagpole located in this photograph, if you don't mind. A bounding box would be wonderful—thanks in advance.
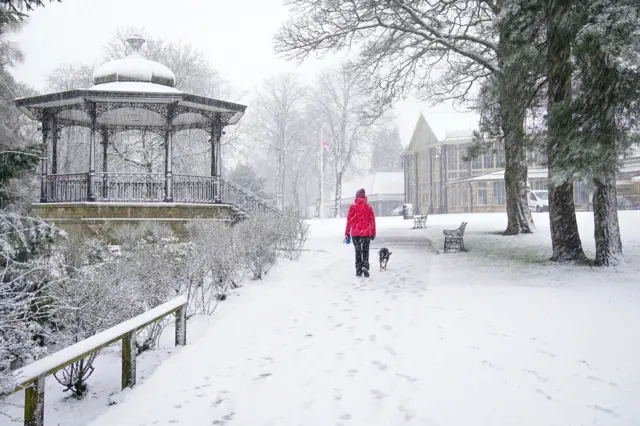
[320,128,324,224]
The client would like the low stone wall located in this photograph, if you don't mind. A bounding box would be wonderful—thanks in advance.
[32,202,235,240]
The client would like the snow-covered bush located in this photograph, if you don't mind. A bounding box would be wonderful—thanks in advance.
[275,216,309,261]
[185,221,246,314]
[236,213,282,279]
[51,237,138,398]
[0,213,66,397]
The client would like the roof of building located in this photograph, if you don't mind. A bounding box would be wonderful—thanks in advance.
[403,112,439,154]
[446,167,549,185]
[13,35,246,130]
[92,36,177,88]
[331,172,404,200]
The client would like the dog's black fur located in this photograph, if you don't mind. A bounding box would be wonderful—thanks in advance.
[378,247,392,271]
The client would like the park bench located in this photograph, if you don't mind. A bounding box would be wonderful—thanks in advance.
[412,214,428,229]
[443,221,467,252]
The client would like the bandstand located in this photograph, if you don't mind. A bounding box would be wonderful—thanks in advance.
[15,36,278,234]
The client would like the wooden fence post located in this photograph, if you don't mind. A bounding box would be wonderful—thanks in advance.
[121,330,136,390]
[175,306,187,346]
[24,374,45,426]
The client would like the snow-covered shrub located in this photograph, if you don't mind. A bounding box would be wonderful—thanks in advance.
[185,221,246,314]
[236,212,284,279]
[275,216,309,261]
[51,237,137,398]
[113,228,188,352]
[0,213,66,397]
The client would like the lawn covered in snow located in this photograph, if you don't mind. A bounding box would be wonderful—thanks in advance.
[2,211,639,425]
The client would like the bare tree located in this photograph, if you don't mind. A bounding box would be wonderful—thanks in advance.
[275,0,541,234]
[312,65,370,217]
[254,73,306,209]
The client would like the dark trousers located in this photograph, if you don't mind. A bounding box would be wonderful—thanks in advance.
[352,236,371,273]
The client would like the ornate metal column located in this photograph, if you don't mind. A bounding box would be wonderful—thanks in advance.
[164,104,176,202]
[210,114,223,203]
[101,127,109,200]
[86,101,97,202]
[39,114,49,203]
[51,116,58,175]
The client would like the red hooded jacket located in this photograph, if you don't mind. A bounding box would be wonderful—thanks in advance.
[345,196,376,237]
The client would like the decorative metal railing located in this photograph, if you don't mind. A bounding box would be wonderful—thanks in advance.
[173,174,216,203]
[219,178,281,216]
[46,173,90,202]
[96,172,164,202]
[42,173,293,223]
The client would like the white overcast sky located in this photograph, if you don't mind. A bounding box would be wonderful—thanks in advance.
[9,0,479,144]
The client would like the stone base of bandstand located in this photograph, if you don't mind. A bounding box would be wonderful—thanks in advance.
[31,202,236,241]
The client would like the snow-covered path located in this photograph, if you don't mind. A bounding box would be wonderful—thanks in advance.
[89,216,640,426]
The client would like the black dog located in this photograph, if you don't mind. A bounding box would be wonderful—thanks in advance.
[379,248,392,271]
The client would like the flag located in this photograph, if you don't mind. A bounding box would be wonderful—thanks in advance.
[321,140,329,151]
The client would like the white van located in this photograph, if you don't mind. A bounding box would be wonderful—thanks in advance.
[529,190,549,212]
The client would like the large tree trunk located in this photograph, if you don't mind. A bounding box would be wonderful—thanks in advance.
[501,105,534,235]
[588,49,623,266]
[593,173,622,266]
[497,13,534,236]
[546,0,585,262]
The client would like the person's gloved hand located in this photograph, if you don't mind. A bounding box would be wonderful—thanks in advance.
[344,236,351,244]
[371,236,375,241]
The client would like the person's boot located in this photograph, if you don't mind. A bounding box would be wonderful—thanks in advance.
[362,261,370,277]
[356,269,362,277]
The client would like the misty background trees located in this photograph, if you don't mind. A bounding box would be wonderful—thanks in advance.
[276,0,640,266]
[1,0,639,266]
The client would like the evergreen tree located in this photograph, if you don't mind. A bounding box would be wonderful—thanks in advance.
[371,126,402,172]
[569,0,640,265]
[228,162,267,198]
[0,21,41,208]
[544,0,587,262]
[0,1,60,30]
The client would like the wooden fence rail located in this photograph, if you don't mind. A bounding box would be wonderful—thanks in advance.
[2,296,188,426]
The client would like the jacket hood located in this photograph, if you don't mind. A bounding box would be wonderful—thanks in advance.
[355,196,368,205]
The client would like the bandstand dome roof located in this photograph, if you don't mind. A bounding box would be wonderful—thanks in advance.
[92,35,177,88]
[13,35,246,132]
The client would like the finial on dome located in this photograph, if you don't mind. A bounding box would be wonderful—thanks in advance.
[126,35,146,53]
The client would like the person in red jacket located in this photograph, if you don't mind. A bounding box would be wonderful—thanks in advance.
[345,188,376,277]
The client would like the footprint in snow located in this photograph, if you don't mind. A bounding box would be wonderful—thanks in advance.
[396,372,418,383]
[254,372,272,380]
[347,369,359,377]
[370,389,386,399]
[372,360,387,371]
[383,346,396,356]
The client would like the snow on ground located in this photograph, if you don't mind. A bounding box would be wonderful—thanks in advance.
[82,211,639,426]
[0,309,242,426]
[3,211,639,425]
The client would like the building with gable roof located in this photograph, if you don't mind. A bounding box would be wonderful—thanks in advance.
[402,113,640,214]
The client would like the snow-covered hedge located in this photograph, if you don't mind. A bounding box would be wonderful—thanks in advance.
[0,213,67,397]
[1,212,308,402]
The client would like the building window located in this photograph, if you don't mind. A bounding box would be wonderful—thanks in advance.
[472,156,482,170]
[531,179,548,191]
[495,145,506,167]
[477,182,488,205]
[493,181,505,205]
[447,146,458,170]
[453,185,468,207]
[484,151,495,169]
